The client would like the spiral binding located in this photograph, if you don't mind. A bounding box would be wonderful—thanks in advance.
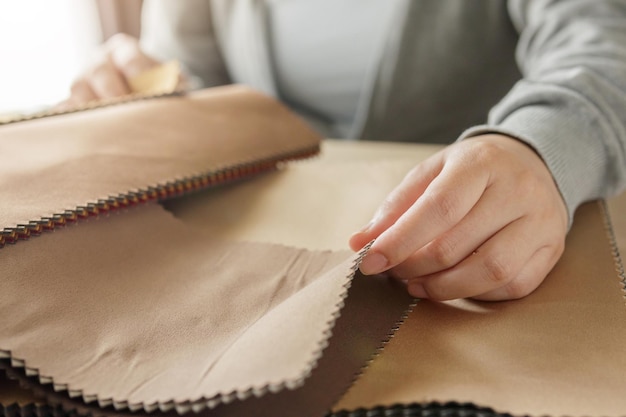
[0,400,525,417]
[328,403,521,417]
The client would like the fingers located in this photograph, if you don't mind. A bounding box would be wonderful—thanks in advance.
[87,55,131,99]
[355,151,490,275]
[405,217,561,301]
[388,181,525,279]
[66,57,130,107]
[348,135,569,302]
[67,79,98,105]
[63,34,160,108]
[408,219,538,300]
[349,154,444,251]
[472,244,563,301]
[388,211,500,281]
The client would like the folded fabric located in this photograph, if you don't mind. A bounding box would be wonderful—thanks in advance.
[0,87,413,417]
[0,203,410,416]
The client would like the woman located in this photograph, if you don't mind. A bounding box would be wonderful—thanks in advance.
[65,0,626,301]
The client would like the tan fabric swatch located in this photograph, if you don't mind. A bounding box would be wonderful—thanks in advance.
[0,85,320,232]
[334,201,626,417]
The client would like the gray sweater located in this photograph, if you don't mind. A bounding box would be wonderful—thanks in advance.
[141,0,626,224]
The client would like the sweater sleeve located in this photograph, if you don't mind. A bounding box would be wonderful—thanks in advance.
[459,0,626,224]
[140,0,231,88]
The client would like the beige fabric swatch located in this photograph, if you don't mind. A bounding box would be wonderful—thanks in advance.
[0,266,411,417]
[334,201,626,417]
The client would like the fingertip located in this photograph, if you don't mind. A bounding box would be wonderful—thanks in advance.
[407,283,430,299]
[348,220,377,251]
[348,234,363,252]
[358,252,389,276]
[91,58,131,99]
[69,79,98,105]
[348,231,371,252]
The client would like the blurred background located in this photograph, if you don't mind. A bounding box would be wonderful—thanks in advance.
[0,0,141,115]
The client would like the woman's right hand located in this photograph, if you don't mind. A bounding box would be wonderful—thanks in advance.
[60,33,162,108]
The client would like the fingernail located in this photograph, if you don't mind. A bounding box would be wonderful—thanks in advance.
[407,283,429,299]
[359,252,388,275]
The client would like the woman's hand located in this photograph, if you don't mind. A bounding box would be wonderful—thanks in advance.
[349,134,568,301]
[60,33,161,108]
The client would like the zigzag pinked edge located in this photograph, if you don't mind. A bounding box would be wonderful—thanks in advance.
[0,365,138,417]
[599,200,626,303]
[332,295,418,412]
[0,366,83,417]
[0,242,374,415]
[0,92,183,127]
[0,145,320,250]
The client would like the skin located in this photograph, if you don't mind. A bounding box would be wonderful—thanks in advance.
[65,37,569,301]
[59,34,161,109]
[349,134,569,301]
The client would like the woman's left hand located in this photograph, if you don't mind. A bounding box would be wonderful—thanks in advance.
[349,134,569,301]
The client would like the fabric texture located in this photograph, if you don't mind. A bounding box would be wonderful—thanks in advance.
[140,0,626,224]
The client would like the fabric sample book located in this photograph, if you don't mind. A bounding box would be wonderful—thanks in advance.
[1,86,625,417]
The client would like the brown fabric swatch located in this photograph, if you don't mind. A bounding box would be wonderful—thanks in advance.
[334,201,626,417]
[0,85,320,234]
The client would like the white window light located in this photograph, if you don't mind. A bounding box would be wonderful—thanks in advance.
[0,0,102,114]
